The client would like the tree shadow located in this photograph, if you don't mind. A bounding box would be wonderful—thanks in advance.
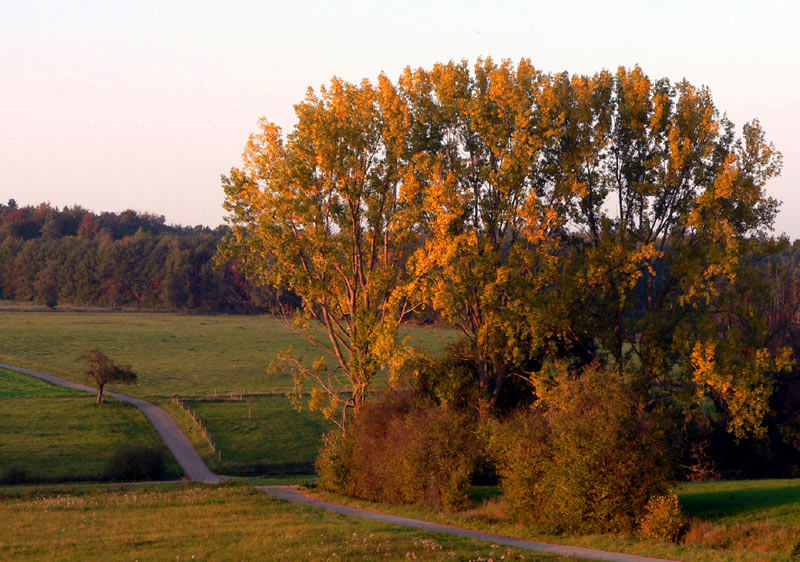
[680,482,800,520]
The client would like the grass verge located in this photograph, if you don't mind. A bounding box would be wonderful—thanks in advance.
[0,482,558,561]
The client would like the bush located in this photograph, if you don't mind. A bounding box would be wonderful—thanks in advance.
[316,430,353,495]
[490,364,671,533]
[105,443,165,481]
[0,467,29,485]
[318,391,479,511]
[638,491,687,542]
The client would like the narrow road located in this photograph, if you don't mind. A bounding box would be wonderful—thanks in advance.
[2,362,675,561]
[259,486,675,562]
[0,363,221,483]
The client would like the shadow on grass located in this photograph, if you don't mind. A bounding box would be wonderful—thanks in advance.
[680,481,800,519]
[219,460,315,477]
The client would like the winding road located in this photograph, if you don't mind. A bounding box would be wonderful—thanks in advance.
[1,362,675,562]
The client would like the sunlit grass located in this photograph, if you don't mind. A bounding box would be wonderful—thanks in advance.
[0,305,458,397]
[0,483,551,561]
[676,479,800,524]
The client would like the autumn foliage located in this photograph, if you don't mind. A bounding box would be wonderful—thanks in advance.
[318,391,478,511]
[489,365,671,533]
[227,58,798,529]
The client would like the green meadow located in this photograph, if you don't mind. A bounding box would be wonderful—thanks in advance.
[0,305,458,397]
[3,304,800,561]
[180,396,334,475]
[0,368,180,482]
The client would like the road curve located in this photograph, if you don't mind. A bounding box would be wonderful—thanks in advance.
[0,362,222,483]
[258,486,676,562]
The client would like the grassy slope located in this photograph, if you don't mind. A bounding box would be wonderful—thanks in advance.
[0,368,181,481]
[0,306,458,397]
[183,396,333,474]
[0,484,553,561]
[677,478,800,524]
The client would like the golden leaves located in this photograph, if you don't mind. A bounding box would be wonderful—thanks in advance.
[224,58,785,429]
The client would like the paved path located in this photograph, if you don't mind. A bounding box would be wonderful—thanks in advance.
[2,362,674,561]
[0,363,222,483]
[259,486,675,562]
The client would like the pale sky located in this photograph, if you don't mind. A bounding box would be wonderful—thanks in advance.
[2,1,798,236]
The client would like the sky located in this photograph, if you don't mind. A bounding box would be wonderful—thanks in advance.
[2,0,798,235]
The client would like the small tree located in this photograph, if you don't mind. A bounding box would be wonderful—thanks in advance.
[78,348,137,404]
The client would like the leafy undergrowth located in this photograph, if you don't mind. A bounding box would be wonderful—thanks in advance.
[308,479,800,562]
[0,483,556,561]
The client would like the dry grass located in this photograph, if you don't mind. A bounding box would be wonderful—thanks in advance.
[683,520,800,556]
[0,483,553,561]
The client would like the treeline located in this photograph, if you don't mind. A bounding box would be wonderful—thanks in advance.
[0,199,295,312]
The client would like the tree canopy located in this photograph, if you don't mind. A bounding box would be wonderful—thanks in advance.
[78,348,138,404]
[223,58,792,442]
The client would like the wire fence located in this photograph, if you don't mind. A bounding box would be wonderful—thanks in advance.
[170,395,221,462]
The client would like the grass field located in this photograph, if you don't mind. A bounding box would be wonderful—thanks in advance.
[0,483,550,561]
[0,304,458,397]
[0,367,181,482]
[676,478,800,524]
[180,396,334,475]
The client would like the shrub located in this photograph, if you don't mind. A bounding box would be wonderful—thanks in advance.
[487,407,551,520]
[0,467,29,485]
[105,443,165,481]
[318,391,479,511]
[316,430,353,495]
[490,364,672,533]
[638,491,687,542]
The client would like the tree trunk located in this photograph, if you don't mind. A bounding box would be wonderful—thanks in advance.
[96,383,104,404]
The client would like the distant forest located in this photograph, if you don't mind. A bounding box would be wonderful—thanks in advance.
[0,199,294,312]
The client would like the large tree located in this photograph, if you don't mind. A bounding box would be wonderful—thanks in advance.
[221,75,429,430]
[555,65,789,435]
[223,60,789,437]
[406,59,579,418]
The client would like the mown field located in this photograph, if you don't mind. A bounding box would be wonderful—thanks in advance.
[174,396,334,475]
[0,303,458,397]
[0,368,181,482]
[0,483,547,561]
